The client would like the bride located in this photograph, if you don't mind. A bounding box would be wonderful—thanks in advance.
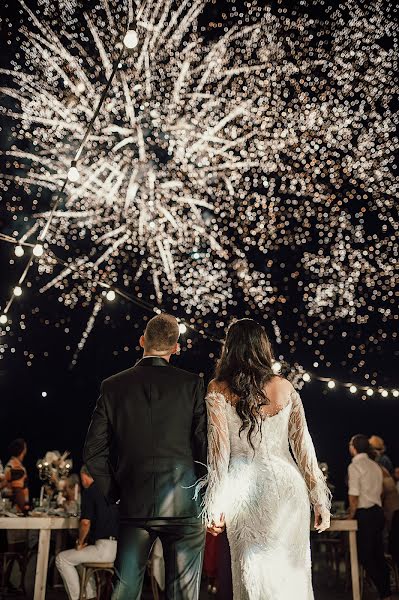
[197,319,331,600]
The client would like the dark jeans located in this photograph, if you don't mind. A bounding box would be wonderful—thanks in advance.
[112,518,205,600]
[356,505,391,599]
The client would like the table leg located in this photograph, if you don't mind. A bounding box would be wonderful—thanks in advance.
[349,530,360,600]
[34,528,51,600]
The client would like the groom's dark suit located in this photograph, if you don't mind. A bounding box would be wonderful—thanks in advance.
[83,356,207,600]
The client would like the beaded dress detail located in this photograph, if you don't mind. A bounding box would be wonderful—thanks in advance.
[198,386,331,600]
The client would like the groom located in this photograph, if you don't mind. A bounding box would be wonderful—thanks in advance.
[83,313,207,599]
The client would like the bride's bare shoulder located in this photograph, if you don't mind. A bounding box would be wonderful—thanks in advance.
[268,376,295,393]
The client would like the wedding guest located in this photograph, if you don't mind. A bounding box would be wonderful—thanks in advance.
[369,435,394,475]
[394,467,399,494]
[348,434,391,600]
[380,467,399,533]
[56,465,117,600]
[63,473,81,512]
[4,439,29,512]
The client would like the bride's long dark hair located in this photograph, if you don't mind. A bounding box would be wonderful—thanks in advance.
[215,319,275,449]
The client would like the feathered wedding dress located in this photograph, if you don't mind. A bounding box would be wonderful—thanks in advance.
[198,380,331,600]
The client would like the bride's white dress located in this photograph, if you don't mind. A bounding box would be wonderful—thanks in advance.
[198,384,331,600]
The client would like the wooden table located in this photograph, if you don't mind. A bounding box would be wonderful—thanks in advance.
[0,516,79,600]
[315,518,360,600]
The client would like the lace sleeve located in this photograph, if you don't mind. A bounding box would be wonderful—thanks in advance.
[194,390,230,526]
[288,390,332,519]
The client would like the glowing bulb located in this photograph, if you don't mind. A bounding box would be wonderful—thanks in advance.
[67,165,80,182]
[272,361,282,373]
[42,391,47,398]
[0,314,7,325]
[15,245,24,257]
[178,323,187,334]
[33,244,44,257]
[302,373,311,382]
[123,30,139,49]
[14,286,22,297]
[392,390,399,398]
[349,385,357,394]
[106,290,116,301]
[366,388,374,396]
[327,380,335,389]
[381,389,388,397]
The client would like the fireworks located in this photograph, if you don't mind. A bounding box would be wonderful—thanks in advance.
[0,0,397,383]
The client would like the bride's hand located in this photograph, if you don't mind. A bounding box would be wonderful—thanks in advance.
[314,505,330,533]
[207,514,226,536]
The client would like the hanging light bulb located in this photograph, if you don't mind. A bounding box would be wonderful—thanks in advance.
[327,380,335,389]
[106,289,116,301]
[178,323,187,334]
[67,161,80,182]
[33,244,44,257]
[392,390,399,398]
[349,385,357,394]
[366,388,374,396]
[15,245,24,257]
[0,314,7,325]
[123,29,139,49]
[272,361,282,373]
[381,390,388,398]
[302,373,311,382]
[14,286,22,297]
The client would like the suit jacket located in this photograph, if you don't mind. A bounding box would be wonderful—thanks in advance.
[83,356,207,519]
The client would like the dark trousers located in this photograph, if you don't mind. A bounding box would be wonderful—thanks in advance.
[112,518,205,600]
[356,505,391,599]
[389,509,399,567]
[217,531,233,600]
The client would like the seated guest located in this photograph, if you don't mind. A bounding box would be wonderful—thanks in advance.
[369,435,394,475]
[348,434,391,600]
[56,465,117,600]
[63,473,81,512]
[4,439,29,513]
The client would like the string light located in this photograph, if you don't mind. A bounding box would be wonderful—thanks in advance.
[106,290,116,302]
[366,389,374,397]
[33,244,44,257]
[41,391,47,398]
[349,385,357,394]
[393,391,399,398]
[179,323,187,335]
[302,373,311,383]
[380,390,388,398]
[13,286,23,297]
[327,381,336,389]
[14,246,24,257]
[67,163,80,183]
[123,29,139,49]
[272,361,282,374]
[0,314,7,325]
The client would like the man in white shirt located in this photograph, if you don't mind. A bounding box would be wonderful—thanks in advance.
[348,434,391,600]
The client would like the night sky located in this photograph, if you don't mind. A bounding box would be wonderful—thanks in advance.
[0,0,397,502]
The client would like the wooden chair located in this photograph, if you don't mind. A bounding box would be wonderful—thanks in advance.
[79,562,114,600]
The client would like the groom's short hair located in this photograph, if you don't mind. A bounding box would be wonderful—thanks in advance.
[144,313,179,353]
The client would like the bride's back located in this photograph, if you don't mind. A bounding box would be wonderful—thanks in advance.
[209,375,294,419]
